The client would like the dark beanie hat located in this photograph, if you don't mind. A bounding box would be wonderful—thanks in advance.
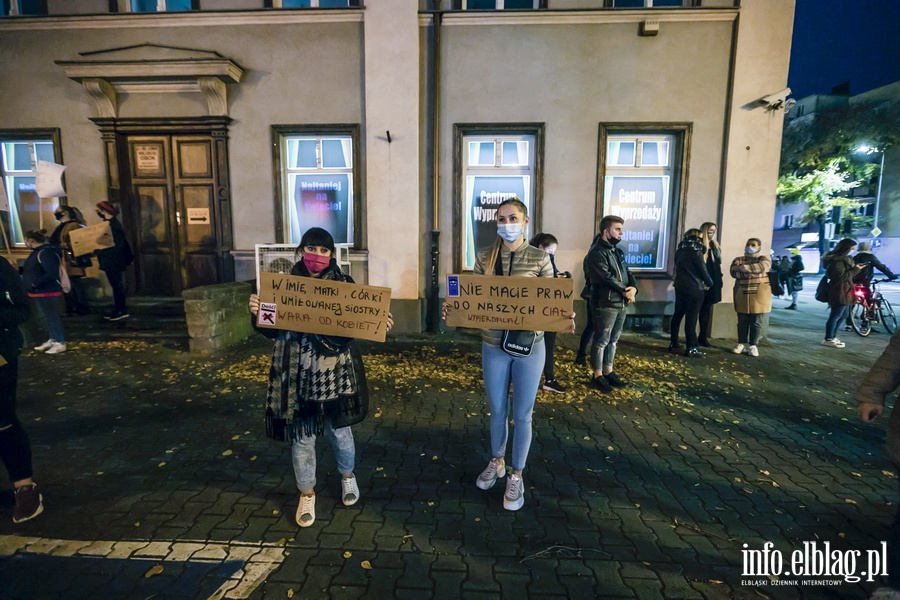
[97,201,118,216]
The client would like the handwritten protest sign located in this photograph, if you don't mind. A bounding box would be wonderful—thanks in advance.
[68,221,114,257]
[445,274,574,332]
[257,272,392,342]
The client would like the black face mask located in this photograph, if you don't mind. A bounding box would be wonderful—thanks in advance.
[96,211,107,220]
[54,212,64,221]
[608,236,621,246]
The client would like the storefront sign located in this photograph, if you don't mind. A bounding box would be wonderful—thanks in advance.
[445,274,574,332]
[604,176,670,272]
[290,174,352,245]
[257,272,391,342]
[463,175,530,270]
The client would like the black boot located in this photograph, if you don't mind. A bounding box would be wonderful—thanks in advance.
[668,342,681,353]
[574,351,586,366]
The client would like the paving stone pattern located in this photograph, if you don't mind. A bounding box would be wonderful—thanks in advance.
[1,288,898,599]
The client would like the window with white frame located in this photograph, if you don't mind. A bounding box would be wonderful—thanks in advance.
[601,132,679,273]
[462,0,541,8]
[0,135,60,246]
[460,132,537,270]
[607,0,690,7]
[276,130,356,246]
[2,0,46,15]
[129,0,195,11]
[272,0,360,6]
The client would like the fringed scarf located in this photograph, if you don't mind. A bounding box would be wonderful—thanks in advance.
[265,331,367,441]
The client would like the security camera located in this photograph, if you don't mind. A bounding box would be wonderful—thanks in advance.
[783,98,797,113]
[760,87,792,110]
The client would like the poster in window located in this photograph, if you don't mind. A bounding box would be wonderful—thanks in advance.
[603,176,670,272]
[463,175,530,270]
[290,174,352,245]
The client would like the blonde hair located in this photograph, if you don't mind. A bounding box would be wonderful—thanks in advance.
[483,197,528,274]
[700,222,718,259]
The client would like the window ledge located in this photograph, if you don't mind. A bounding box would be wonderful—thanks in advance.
[419,8,736,26]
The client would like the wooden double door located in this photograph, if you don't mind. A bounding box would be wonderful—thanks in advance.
[116,130,233,295]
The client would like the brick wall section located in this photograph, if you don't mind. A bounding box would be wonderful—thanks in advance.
[182,281,254,353]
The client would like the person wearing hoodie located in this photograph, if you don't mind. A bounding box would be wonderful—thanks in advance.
[670,229,713,357]
[729,237,772,357]
[583,215,638,392]
[853,241,897,298]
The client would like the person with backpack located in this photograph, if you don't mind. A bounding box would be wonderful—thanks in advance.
[49,205,91,316]
[821,238,865,348]
[22,230,66,355]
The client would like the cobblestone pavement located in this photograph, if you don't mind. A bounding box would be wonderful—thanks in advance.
[1,287,898,599]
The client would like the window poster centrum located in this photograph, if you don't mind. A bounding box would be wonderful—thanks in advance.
[603,175,670,272]
[463,175,530,270]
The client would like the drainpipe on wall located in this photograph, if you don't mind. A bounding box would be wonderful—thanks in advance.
[426,7,443,333]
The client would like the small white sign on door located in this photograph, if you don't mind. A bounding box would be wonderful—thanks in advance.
[187,208,210,224]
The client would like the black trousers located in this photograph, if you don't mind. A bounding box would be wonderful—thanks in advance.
[542,332,557,380]
[105,269,127,313]
[698,294,717,343]
[577,308,594,357]
[0,356,34,483]
[671,288,705,348]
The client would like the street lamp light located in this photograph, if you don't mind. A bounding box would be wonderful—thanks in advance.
[857,144,885,233]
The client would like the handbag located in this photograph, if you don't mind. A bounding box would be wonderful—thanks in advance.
[494,251,536,357]
[768,270,784,297]
[815,276,830,303]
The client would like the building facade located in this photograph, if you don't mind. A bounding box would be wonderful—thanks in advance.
[0,0,794,335]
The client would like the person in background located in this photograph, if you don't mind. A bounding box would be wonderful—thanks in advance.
[854,241,897,291]
[730,237,772,357]
[821,238,864,348]
[530,232,571,394]
[574,279,594,366]
[583,215,638,391]
[698,222,723,347]
[784,248,805,310]
[0,255,44,523]
[670,229,713,357]
[249,227,392,528]
[49,205,91,316]
[855,330,900,600]
[22,230,66,355]
[95,201,132,321]
[777,255,792,299]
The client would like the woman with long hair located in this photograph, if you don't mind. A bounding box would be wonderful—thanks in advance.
[821,238,864,348]
[698,222,723,346]
[49,205,91,316]
[248,227,392,528]
[449,198,561,511]
[670,228,713,357]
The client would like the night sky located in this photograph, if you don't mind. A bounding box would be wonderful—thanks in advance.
[788,0,900,99]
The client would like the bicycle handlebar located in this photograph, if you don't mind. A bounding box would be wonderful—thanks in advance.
[871,278,898,285]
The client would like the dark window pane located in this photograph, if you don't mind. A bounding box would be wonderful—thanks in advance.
[468,0,495,8]
[131,0,157,11]
[318,0,350,6]
[19,0,44,14]
[34,143,54,164]
[612,0,644,6]
[12,143,31,171]
[2,0,10,17]
[322,139,348,168]
[652,0,684,5]
[167,0,193,10]
[504,0,533,7]
[282,0,311,6]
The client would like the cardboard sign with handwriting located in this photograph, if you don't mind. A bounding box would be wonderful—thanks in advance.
[445,274,574,332]
[68,221,114,257]
[257,272,392,342]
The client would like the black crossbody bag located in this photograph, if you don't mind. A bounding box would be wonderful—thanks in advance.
[495,252,536,357]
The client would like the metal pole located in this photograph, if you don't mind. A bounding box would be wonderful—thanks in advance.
[874,151,885,230]
[426,10,443,333]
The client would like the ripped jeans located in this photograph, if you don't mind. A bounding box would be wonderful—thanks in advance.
[291,422,355,491]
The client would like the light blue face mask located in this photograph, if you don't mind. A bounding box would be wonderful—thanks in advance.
[497,223,523,243]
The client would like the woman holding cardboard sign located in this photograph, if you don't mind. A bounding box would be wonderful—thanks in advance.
[447,198,570,511]
[248,227,392,529]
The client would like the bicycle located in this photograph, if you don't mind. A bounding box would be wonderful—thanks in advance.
[848,278,898,337]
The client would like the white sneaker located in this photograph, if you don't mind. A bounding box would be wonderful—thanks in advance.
[341,474,360,506]
[503,473,525,511]
[34,340,54,352]
[296,493,315,527]
[476,458,506,490]
[45,342,66,355]
[821,338,846,348]
[870,587,900,600]
[732,344,744,354]
[748,345,759,357]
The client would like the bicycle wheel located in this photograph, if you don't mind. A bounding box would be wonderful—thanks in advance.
[850,303,872,336]
[879,298,897,334]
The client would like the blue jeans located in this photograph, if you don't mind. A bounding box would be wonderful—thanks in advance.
[291,423,355,491]
[591,306,627,371]
[33,296,65,342]
[825,304,849,340]
[482,339,545,472]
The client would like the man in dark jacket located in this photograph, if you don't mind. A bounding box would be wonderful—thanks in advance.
[95,201,133,321]
[583,215,638,393]
[0,256,44,523]
[856,330,900,598]
[854,242,897,289]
